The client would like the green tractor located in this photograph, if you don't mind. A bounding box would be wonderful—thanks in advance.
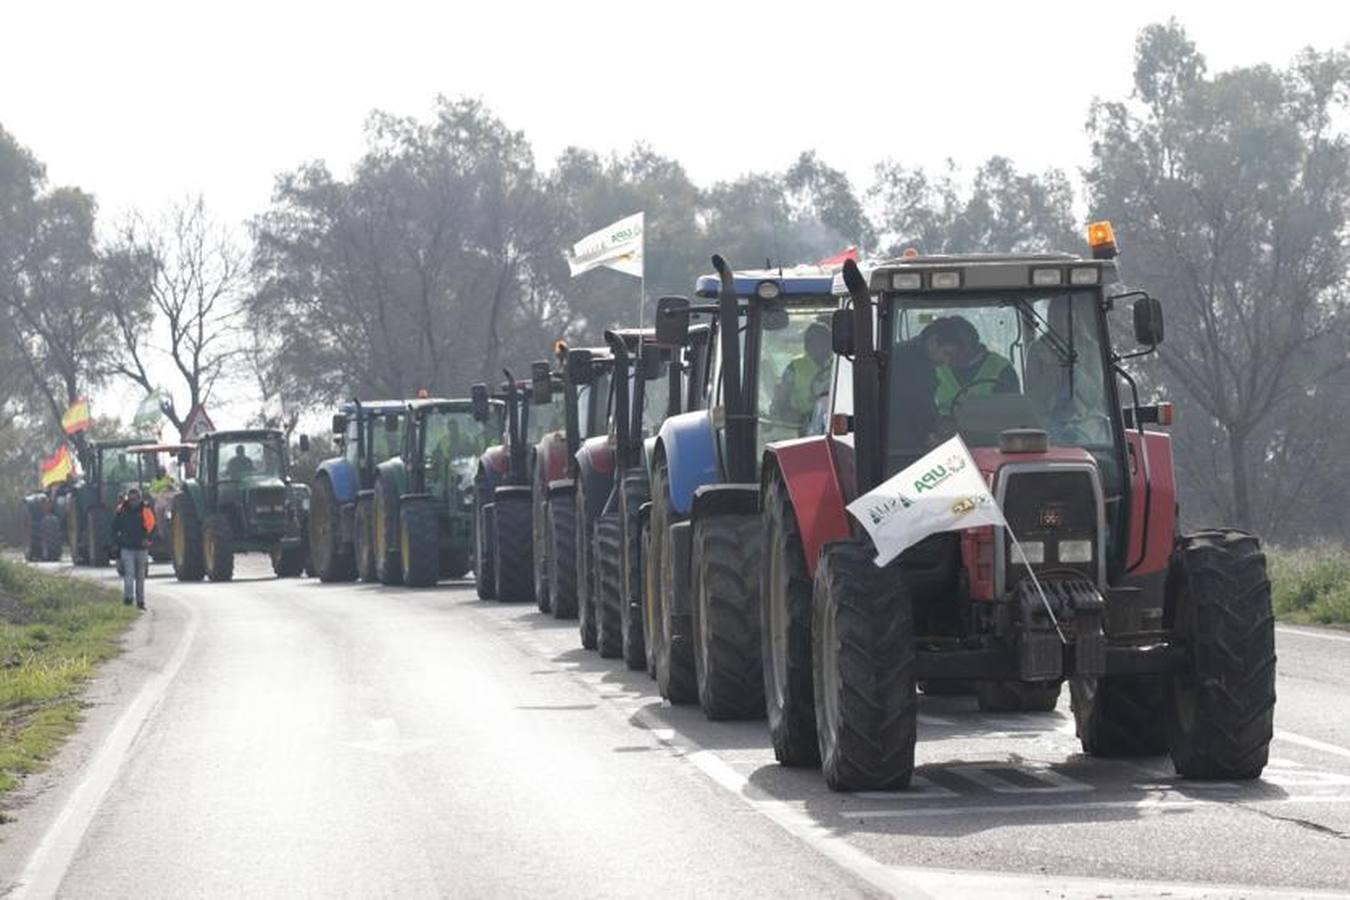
[371,398,505,587]
[170,429,311,582]
[67,438,156,566]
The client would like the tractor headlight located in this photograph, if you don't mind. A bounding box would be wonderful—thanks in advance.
[1059,540,1093,563]
[1015,541,1045,565]
[891,272,922,291]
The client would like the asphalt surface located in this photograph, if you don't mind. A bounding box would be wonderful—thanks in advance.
[3,556,1350,898]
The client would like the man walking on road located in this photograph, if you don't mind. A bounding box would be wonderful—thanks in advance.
[112,488,155,609]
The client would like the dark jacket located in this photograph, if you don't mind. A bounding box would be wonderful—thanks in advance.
[112,501,156,551]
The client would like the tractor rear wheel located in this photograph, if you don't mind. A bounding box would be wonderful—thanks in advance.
[474,479,496,600]
[762,474,818,765]
[653,462,696,704]
[976,680,1062,712]
[692,512,764,720]
[353,497,377,582]
[594,516,624,658]
[373,476,403,586]
[493,490,534,603]
[86,508,112,567]
[311,475,356,582]
[575,478,597,649]
[40,514,63,562]
[619,474,650,671]
[171,495,205,582]
[203,513,235,583]
[814,539,916,792]
[1165,529,1275,780]
[548,491,578,619]
[1071,675,1168,756]
[400,497,441,588]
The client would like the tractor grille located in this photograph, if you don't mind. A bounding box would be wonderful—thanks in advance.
[252,489,287,517]
[997,466,1102,593]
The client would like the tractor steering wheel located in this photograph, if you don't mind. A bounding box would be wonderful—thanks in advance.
[946,378,1004,416]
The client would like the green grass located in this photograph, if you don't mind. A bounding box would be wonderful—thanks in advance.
[0,559,135,792]
[1269,543,1350,627]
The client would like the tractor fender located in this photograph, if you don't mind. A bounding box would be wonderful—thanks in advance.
[374,458,409,498]
[690,483,759,520]
[536,431,570,485]
[481,445,510,478]
[641,435,659,478]
[762,436,851,579]
[655,410,720,517]
[1126,430,1175,578]
[176,481,208,520]
[315,458,359,506]
[576,436,616,515]
[547,478,576,499]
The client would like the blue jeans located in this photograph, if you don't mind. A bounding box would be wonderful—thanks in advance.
[120,549,148,606]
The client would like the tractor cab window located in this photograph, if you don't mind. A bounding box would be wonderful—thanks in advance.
[638,351,670,437]
[368,413,402,463]
[527,391,567,445]
[344,416,361,466]
[424,409,499,494]
[218,440,283,481]
[760,304,836,444]
[100,447,139,485]
[886,290,1116,468]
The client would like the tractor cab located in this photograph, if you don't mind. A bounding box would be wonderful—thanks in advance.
[405,397,504,501]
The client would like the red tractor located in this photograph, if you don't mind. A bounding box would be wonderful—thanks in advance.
[760,223,1275,791]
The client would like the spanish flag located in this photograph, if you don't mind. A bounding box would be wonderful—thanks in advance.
[40,445,74,488]
[61,397,91,435]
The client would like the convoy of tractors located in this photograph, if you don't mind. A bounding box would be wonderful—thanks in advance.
[19,222,1276,794]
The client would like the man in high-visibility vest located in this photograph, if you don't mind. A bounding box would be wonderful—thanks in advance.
[924,316,1020,415]
[772,321,834,433]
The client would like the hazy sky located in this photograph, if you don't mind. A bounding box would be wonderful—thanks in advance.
[4,0,1347,232]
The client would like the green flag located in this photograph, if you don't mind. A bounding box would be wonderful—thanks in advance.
[132,390,168,429]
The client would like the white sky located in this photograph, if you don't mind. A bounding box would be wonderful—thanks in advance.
[4,0,1347,232]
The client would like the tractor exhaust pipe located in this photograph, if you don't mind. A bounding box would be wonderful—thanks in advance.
[842,259,883,496]
[712,254,755,484]
[603,331,634,468]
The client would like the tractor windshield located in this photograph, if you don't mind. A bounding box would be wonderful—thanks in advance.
[577,376,609,439]
[527,391,567,445]
[425,408,501,493]
[639,353,670,436]
[218,440,284,481]
[367,412,403,464]
[100,446,141,485]
[759,304,836,445]
[884,290,1117,466]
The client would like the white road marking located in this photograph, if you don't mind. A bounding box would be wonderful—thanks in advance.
[1275,729,1350,762]
[946,764,1093,794]
[14,601,201,899]
[838,793,1350,820]
[340,717,437,757]
[1277,624,1350,644]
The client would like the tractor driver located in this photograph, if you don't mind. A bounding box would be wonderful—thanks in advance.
[772,321,834,434]
[924,316,1020,415]
[225,444,255,480]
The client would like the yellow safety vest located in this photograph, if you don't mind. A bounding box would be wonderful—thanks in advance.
[934,352,1012,414]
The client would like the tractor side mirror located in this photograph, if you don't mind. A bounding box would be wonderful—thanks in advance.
[566,349,595,386]
[639,347,665,381]
[471,383,490,421]
[298,434,311,453]
[531,361,552,405]
[331,413,348,435]
[831,308,855,356]
[1133,296,1164,346]
[655,296,691,347]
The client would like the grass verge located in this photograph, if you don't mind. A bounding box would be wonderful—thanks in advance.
[1269,543,1350,627]
[0,559,135,794]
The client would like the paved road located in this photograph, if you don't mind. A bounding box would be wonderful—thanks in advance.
[4,557,1350,898]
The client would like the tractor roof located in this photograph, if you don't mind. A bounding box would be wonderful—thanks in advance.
[339,399,406,416]
[695,266,836,300]
[204,429,284,442]
[833,252,1120,295]
[406,397,494,413]
[126,443,194,454]
[88,437,157,450]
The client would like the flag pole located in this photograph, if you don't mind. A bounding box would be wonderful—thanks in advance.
[638,226,646,330]
[1007,527,1067,644]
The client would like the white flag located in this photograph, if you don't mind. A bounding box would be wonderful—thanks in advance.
[847,435,1006,567]
[567,212,644,278]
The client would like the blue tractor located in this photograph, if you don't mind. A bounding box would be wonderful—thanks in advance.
[647,258,837,719]
[309,400,407,582]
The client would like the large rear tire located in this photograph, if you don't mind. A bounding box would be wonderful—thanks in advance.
[594,516,624,658]
[814,539,916,792]
[652,461,696,703]
[203,513,235,583]
[353,496,377,582]
[576,478,597,649]
[171,494,205,582]
[374,476,403,586]
[40,514,63,562]
[692,512,764,721]
[1165,529,1275,780]
[400,497,441,587]
[311,475,356,583]
[493,490,534,603]
[762,475,818,765]
[549,491,578,619]
[619,474,649,670]
[1071,675,1168,756]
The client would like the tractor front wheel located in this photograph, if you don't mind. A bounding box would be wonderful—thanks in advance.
[311,475,356,582]
[813,539,916,792]
[474,479,496,600]
[272,544,306,578]
[1165,529,1276,780]
[692,512,764,721]
[762,474,818,765]
[203,513,235,583]
[400,497,441,588]
[353,496,377,582]
[653,462,696,704]
[549,492,578,619]
[493,490,534,603]
[40,514,63,562]
[171,495,205,582]
[575,479,596,648]
[373,477,403,586]
[594,516,624,658]
[1071,675,1168,756]
[619,474,649,671]
[86,508,112,568]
